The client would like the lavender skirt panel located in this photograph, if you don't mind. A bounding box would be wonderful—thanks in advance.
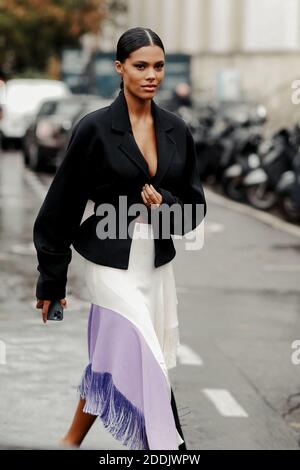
[77,303,181,449]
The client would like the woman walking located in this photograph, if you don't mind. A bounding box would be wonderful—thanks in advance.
[34,27,207,450]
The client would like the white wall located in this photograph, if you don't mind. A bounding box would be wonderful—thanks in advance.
[243,0,300,50]
[127,0,300,53]
[210,0,233,51]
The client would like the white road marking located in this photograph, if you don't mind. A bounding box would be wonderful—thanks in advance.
[205,222,225,234]
[202,388,249,417]
[205,186,300,239]
[177,343,203,365]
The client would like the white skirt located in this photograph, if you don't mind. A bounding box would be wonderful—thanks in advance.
[77,220,184,450]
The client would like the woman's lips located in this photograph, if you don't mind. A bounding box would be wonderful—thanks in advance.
[142,85,157,90]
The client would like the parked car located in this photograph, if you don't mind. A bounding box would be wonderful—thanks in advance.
[71,97,113,127]
[53,97,113,170]
[0,78,71,149]
[24,94,111,171]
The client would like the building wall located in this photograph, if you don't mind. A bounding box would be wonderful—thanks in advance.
[243,0,300,50]
[125,0,300,103]
[192,51,300,99]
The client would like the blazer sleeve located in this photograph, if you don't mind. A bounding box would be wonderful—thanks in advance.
[156,125,207,236]
[33,117,94,300]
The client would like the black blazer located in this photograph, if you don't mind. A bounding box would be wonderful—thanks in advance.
[33,88,207,300]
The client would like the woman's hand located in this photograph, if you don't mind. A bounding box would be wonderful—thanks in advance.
[36,298,67,324]
[141,184,162,208]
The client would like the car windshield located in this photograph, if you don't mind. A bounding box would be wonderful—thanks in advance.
[38,101,57,116]
[38,100,84,117]
[53,100,84,116]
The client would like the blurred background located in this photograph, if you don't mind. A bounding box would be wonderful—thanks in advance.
[1,0,300,221]
[1,0,300,452]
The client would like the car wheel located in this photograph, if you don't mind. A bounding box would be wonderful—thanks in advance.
[28,141,43,171]
[21,138,30,166]
[0,136,10,151]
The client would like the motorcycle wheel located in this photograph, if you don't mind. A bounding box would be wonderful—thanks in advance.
[222,178,246,202]
[281,196,300,223]
[245,184,278,210]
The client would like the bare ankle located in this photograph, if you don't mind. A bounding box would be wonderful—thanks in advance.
[59,435,81,448]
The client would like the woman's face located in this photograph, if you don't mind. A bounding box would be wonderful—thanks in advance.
[115,44,165,99]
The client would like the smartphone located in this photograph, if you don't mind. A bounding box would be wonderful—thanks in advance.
[47,299,64,321]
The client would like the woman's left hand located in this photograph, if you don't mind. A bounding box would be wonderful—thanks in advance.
[141,183,162,208]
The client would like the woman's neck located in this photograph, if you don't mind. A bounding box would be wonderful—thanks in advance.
[124,87,153,124]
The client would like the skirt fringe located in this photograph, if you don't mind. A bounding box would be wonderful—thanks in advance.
[77,363,149,450]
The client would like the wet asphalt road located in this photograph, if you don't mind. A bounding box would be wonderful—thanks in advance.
[0,149,300,450]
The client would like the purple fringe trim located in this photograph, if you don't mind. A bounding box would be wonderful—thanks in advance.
[77,363,149,450]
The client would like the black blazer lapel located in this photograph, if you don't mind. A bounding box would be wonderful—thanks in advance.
[110,89,177,187]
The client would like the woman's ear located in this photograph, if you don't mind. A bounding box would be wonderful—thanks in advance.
[114,60,122,77]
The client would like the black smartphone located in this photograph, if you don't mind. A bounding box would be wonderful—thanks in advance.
[47,300,64,321]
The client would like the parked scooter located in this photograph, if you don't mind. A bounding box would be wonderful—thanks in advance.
[221,122,262,202]
[243,129,294,210]
[277,145,300,222]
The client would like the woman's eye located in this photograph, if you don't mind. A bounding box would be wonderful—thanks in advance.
[135,64,164,70]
